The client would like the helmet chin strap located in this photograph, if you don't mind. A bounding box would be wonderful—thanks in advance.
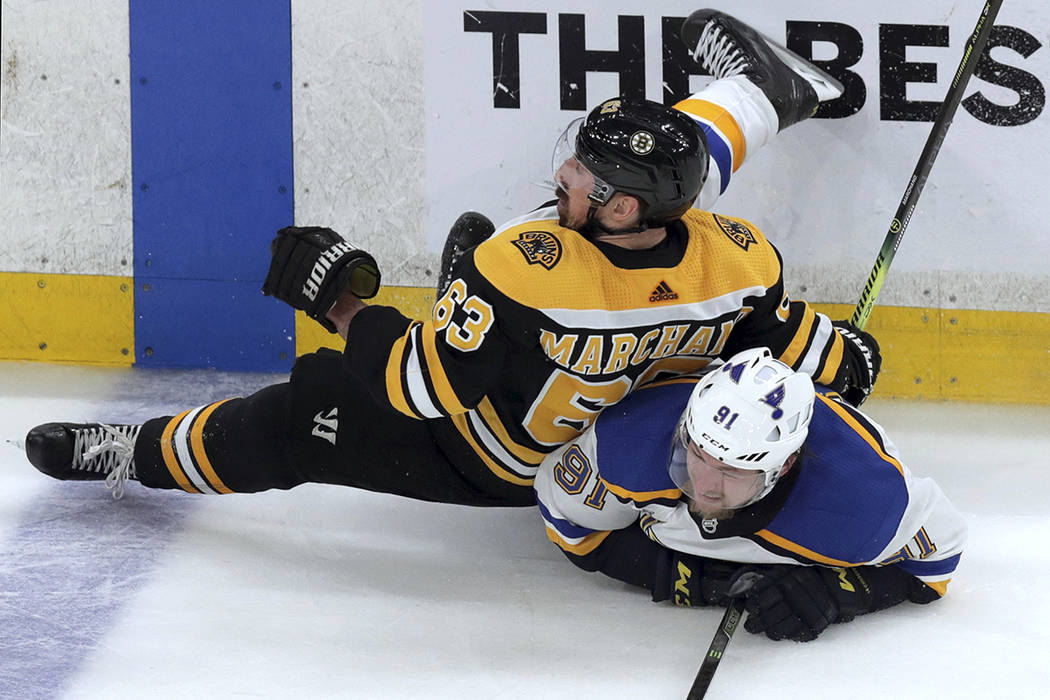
[581,202,649,237]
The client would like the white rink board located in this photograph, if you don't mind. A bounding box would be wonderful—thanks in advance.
[0,0,133,277]
[423,0,1050,310]
[2,0,1047,311]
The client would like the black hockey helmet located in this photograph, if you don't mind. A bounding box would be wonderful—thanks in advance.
[553,97,709,228]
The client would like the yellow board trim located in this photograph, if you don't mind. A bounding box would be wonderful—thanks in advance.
[810,303,1050,404]
[294,286,435,357]
[0,272,134,365]
[4,272,1046,406]
[189,400,235,494]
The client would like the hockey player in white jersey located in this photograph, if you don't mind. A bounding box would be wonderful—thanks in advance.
[534,348,967,643]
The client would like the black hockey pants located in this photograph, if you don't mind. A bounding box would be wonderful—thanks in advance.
[132,349,536,507]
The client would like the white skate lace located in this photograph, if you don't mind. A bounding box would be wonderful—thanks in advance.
[75,423,140,500]
[691,23,752,79]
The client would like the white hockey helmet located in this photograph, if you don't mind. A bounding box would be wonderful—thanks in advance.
[669,347,815,508]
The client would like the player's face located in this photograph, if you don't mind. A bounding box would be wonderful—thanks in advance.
[683,443,766,520]
[554,157,596,230]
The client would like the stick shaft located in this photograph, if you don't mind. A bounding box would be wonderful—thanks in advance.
[851,0,1004,330]
[685,598,746,700]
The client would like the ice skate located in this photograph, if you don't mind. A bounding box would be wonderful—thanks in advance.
[437,211,494,297]
[681,9,844,131]
[25,422,140,498]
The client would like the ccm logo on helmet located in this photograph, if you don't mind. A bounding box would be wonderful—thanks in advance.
[701,433,731,452]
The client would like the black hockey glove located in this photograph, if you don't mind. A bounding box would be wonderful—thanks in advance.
[262,226,381,333]
[437,211,494,298]
[731,565,878,642]
[652,551,743,607]
[831,320,881,406]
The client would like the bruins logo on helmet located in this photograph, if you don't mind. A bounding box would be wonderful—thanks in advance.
[714,214,758,251]
[630,131,655,155]
[512,231,562,270]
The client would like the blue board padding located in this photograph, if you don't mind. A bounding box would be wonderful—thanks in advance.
[130,0,294,370]
[135,279,293,370]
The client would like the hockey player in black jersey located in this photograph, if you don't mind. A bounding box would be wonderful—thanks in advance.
[26,11,880,514]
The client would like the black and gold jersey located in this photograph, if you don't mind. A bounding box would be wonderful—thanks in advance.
[345,205,848,486]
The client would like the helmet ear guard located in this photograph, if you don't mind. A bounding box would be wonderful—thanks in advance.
[587,176,616,207]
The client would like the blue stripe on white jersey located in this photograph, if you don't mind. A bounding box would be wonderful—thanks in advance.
[701,125,734,194]
[897,554,962,578]
[538,500,602,540]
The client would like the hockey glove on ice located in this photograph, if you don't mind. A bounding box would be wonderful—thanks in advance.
[652,551,743,607]
[832,320,881,406]
[262,226,381,333]
[732,565,877,642]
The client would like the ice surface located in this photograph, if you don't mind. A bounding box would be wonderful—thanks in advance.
[1,361,1048,699]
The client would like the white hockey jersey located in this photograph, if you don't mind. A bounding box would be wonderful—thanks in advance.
[534,379,967,596]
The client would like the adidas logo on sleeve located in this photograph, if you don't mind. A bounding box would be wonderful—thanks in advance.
[649,281,680,302]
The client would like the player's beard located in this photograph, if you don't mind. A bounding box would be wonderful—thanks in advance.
[555,187,574,229]
[687,500,736,521]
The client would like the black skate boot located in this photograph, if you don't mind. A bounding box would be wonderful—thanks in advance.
[681,9,844,131]
[25,422,140,499]
[437,211,495,298]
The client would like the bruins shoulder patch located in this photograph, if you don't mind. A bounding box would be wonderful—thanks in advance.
[512,231,562,270]
[713,214,758,251]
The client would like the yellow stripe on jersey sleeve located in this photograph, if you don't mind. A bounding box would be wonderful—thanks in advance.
[815,393,904,475]
[817,329,846,386]
[159,408,202,494]
[777,302,820,370]
[384,327,416,417]
[420,322,468,415]
[189,399,235,494]
[923,578,950,597]
[604,480,683,504]
[755,529,861,567]
[544,525,612,556]
[450,413,535,486]
[475,397,547,466]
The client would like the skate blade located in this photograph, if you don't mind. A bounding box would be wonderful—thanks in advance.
[760,30,845,102]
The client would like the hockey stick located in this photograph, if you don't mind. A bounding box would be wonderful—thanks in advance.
[850,0,1003,330]
[685,598,746,699]
[685,572,761,699]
